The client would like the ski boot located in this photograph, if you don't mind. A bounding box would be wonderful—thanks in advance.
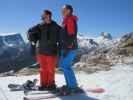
[38,84,57,92]
[59,85,84,96]
[23,79,38,94]
[23,79,38,90]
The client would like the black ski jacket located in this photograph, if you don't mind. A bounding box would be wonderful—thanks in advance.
[28,21,61,55]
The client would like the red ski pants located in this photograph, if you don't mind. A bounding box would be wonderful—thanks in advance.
[37,54,57,87]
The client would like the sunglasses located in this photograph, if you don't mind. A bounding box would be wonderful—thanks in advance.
[41,16,46,20]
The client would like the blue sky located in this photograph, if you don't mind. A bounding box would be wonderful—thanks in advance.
[0,0,132,39]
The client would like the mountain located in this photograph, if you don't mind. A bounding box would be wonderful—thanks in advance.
[0,33,36,73]
[74,32,133,73]
[77,32,115,54]
[0,32,132,74]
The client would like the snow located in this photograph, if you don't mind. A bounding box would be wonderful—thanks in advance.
[0,33,19,36]
[0,63,133,100]
[77,34,116,49]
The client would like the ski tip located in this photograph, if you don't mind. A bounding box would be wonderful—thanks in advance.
[90,88,105,93]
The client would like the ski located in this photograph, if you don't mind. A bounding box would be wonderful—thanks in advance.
[8,79,38,91]
[24,90,53,96]
[23,87,105,100]
[8,84,25,91]
[23,91,85,100]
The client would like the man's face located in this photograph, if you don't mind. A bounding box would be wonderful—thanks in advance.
[42,13,51,24]
[62,7,71,17]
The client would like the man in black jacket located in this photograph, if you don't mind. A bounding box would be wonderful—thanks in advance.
[28,10,61,91]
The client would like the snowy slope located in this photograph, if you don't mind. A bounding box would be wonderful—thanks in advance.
[0,62,133,100]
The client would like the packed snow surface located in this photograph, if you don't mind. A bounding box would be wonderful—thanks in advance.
[0,64,133,100]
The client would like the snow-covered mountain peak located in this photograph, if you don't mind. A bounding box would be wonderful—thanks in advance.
[78,32,115,49]
[0,32,19,36]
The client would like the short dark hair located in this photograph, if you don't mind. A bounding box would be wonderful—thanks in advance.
[64,4,73,13]
[44,10,52,17]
